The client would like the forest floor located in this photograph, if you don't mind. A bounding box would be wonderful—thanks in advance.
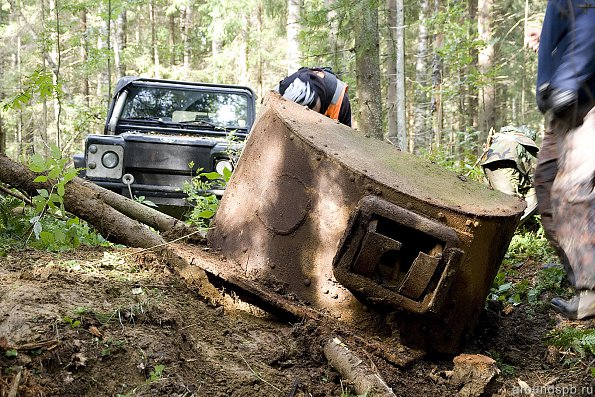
[0,244,593,397]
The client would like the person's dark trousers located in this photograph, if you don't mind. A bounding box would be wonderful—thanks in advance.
[535,105,595,290]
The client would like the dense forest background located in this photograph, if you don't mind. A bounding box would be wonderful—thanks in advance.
[0,0,546,167]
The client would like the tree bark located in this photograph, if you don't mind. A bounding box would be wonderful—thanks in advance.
[412,0,431,154]
[354,0,383,139]
[286,0,301,74]
[386,0,406,150]
[431,0,443,149]
[477,0,496,144]
[323,337,396,396]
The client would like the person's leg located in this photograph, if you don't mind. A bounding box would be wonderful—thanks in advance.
[549,107,595,319]
[551,107,595,291]
[483,163,519,196]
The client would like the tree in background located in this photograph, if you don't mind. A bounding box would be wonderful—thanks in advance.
[0,0,545,172]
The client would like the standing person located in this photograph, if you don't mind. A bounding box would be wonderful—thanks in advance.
[275,67,352,127]
[481,126,539,224]
[534,0,595,319]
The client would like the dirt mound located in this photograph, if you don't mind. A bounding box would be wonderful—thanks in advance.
[0,247,592,396]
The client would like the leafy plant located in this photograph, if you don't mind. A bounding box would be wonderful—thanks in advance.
[133,196,157,208]
[547,327,595,359]
[62,315,82,329]
[28,145,78,239]
[5,349,18,358]
[182,162,232,228]
[148,364,165,382]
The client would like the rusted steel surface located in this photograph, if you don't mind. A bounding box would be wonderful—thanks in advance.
[207,92,524,353]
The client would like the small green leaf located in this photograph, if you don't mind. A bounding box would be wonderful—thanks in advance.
[202,172,222,180]
[50,145,62,160]
[29,154,46,172]
[197,209,215,219]
[48,167,61,180]
[57,183,65,197]
[37,189,49,198]
[34,175,48,183]
[5,349,17,358]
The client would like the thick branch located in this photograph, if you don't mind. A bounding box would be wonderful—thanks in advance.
[0,153,164,249]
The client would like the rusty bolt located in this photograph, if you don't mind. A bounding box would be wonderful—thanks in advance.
[303,278,311,287]
[473,221,480,228]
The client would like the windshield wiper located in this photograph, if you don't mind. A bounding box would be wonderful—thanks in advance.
[176,119,232,131]
[122,116,168,124]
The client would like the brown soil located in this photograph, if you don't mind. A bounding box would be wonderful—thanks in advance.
[0,246,593,397]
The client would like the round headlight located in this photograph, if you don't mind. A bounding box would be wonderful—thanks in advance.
[215,159,233,176]
[102,151,120,169]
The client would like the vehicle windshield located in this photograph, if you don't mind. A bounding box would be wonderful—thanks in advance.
[120,85,250,130]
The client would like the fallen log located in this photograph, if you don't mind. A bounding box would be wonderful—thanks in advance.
[323,337,396,397]
[0,153,193,248]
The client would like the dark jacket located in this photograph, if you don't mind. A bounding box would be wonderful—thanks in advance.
[277,68,352,127]
[537,0,595,105]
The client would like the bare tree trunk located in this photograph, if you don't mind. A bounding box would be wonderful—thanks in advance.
[354,0,383,139]
[149,0,160,78]
[181,5,192,70]
[286,0,301,74]
[386,0,406,150]
[238,14,249,85]
[412,0,431,154]
[168,13,176,66]
[118,11,127,75]
[113,11,127,79]
[477,0,496,144]
[211,7,223,60]
[466,0,478,134]
[326,0,339,64]
[395,0,406,151]
[431,0,443,149]
[386,0,397,144]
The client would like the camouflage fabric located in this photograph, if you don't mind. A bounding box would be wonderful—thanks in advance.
[482,130,539,176]
[534,106,595,290]
[481,128,539,213]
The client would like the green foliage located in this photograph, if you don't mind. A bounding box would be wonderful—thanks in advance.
[2,69,61,111]
[28,145,78,223]
[0,188,108,253]
[486,350,516,377]
[134,196,157,208]
[503,224,558,266]
[489,225,566,306]
[62,315,82,329]
[148,364,165,383]
[547,327,595,359]
[182,162,231,229]
[4,349,17,358]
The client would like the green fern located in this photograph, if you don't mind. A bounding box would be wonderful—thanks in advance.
[548,327,595,358]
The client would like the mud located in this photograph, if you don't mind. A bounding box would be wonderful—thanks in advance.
[0,247,592,396]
